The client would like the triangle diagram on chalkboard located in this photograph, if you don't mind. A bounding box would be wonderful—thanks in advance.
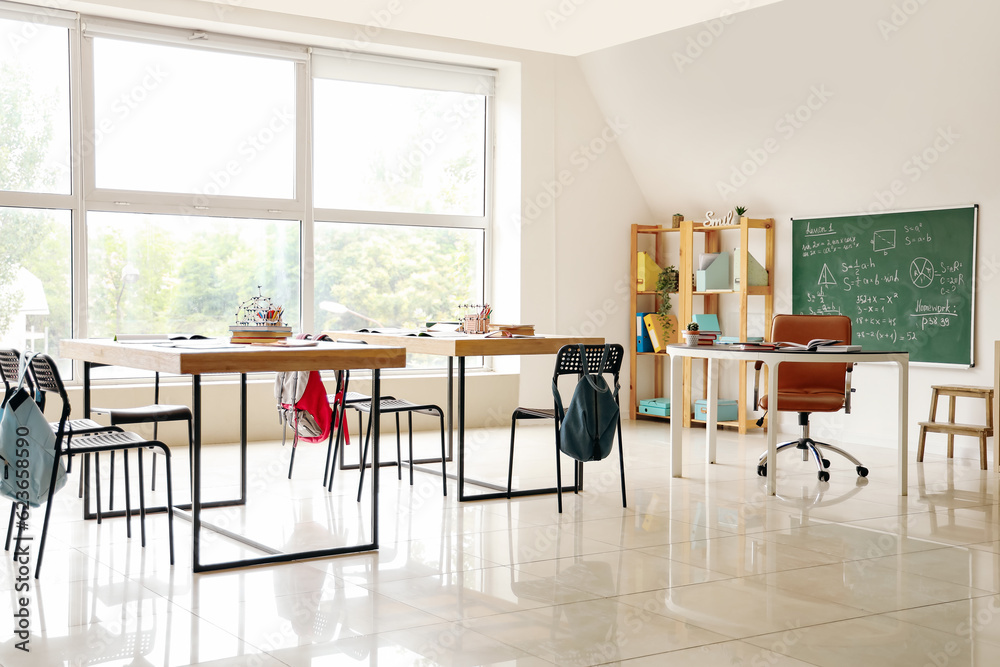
[818,263,837,286]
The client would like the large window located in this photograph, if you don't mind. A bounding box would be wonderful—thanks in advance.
[91,38,295,199]
[0,17,71,195]
[87,212,300,338]
[0,11,494,377]
[0,207,71,370]
[313,80,486,215]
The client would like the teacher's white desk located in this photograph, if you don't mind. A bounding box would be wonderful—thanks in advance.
[667,344,909,496]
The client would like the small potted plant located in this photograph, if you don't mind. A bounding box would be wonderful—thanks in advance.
[684,321,700,346]
[656,265,679,340]
[734,205,747,221]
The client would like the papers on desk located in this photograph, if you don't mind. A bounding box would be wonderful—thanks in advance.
[116,333,211,343]
[154,339,233,349]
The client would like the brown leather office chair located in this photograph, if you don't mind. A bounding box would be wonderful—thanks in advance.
[754,314,867,482]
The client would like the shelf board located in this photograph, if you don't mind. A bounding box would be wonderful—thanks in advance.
[636,351,670,356]
[693,289,737,295]
[636,226,681,234]
[690,418,764,430]
[635,412,671,421]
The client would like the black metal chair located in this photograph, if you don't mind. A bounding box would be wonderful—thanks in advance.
[91,372,193,505]
[507,344,627,513]
[0,348,122,548]
[318,338,448,499]
[10,353,175,577]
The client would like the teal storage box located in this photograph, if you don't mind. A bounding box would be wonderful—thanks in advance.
[694,398,738,422]
[639,398,670,417]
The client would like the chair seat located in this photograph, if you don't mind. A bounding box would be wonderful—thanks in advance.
[512,407,556,420]
[760,391,845,413]
[92,404,192,424]
[61,418,113,433]
[352,398,441,418]
[67,429,148,450]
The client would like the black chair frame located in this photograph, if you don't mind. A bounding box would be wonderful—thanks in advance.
[508,344,627,513]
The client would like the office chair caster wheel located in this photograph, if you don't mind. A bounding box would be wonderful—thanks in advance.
[822,458,831,468]
[857,466,869,477]
[818,471,830,482]
[757,464,767,477]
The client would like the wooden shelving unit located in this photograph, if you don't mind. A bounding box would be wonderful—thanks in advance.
[680,217,774,433]
[629,224,679,421]
[629,218,775,433]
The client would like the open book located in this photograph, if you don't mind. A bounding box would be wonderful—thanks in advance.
[779,339,842,351]
[116,333,211,343]
[731,339,860,352]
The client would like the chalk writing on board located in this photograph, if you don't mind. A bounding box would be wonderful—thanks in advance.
[793,206,976,365]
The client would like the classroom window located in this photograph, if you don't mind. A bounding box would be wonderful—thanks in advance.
[313,80,486,216]
[91,37,296,199]
[86,211,300,338]
[0,10,494,378]
[314,221,484,368]
[0,207,72,373]
[0,18,72,195]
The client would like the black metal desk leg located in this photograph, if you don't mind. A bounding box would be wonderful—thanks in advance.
[240,373,247,503]
[192,375,202,571]
[447,356,454,459]
[371,369,380,548]
[457,357,466,501]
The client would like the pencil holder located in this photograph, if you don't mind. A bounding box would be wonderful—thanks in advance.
[462,314,489,334]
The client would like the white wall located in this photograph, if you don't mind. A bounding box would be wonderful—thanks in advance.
[45,0,651,440]
[578,0,1000,453]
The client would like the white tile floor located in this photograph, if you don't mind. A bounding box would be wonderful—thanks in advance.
[1,419,999,666]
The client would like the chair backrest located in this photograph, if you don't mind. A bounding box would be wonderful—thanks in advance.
[553,344,624,383]
[0,348,24,396]
[771,314,852,396]
[27,353,72,440]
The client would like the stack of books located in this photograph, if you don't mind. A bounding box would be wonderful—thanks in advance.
[229,324,293,344]
[489,323,535,336]
[695,332,718,346]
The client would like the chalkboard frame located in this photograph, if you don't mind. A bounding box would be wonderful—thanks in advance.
[791,205,978,367]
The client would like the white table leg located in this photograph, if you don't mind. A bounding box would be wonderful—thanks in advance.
[707,357,718,464]
[670,354,683,477]
[897,359,908,496]
[766,360,780,495]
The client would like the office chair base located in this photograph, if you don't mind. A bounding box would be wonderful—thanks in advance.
[757,437,868,482]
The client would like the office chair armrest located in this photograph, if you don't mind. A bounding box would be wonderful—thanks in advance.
[844,363,854,414]
[752,360,763,409]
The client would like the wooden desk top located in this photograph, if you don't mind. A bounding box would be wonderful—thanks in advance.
[323,332,605,357]
[60,339,407,375]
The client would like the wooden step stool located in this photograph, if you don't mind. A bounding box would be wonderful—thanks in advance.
[917,385,993,470]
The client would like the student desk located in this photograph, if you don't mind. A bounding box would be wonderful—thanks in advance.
[324,332,604,501]
[60,338,406,572]
[666,344,910,496]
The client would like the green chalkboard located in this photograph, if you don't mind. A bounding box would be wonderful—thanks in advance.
[791,206,977,366]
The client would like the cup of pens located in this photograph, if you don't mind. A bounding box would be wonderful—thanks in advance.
[461,304,491,334]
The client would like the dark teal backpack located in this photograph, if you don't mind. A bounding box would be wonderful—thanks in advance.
[554,345,621,462]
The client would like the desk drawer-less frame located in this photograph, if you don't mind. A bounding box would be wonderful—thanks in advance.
[61,339,406,573]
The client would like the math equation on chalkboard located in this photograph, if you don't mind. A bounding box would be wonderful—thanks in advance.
[792,206,977,366]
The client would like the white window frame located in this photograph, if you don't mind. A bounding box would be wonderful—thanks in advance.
[1,8,496,381]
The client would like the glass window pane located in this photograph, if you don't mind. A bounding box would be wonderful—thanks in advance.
[0,208,72,375]
[314,80,485,215]
[314,222,483,368]
[87,212,300,338]
[0,19,71,194]
[92,38,295,199]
